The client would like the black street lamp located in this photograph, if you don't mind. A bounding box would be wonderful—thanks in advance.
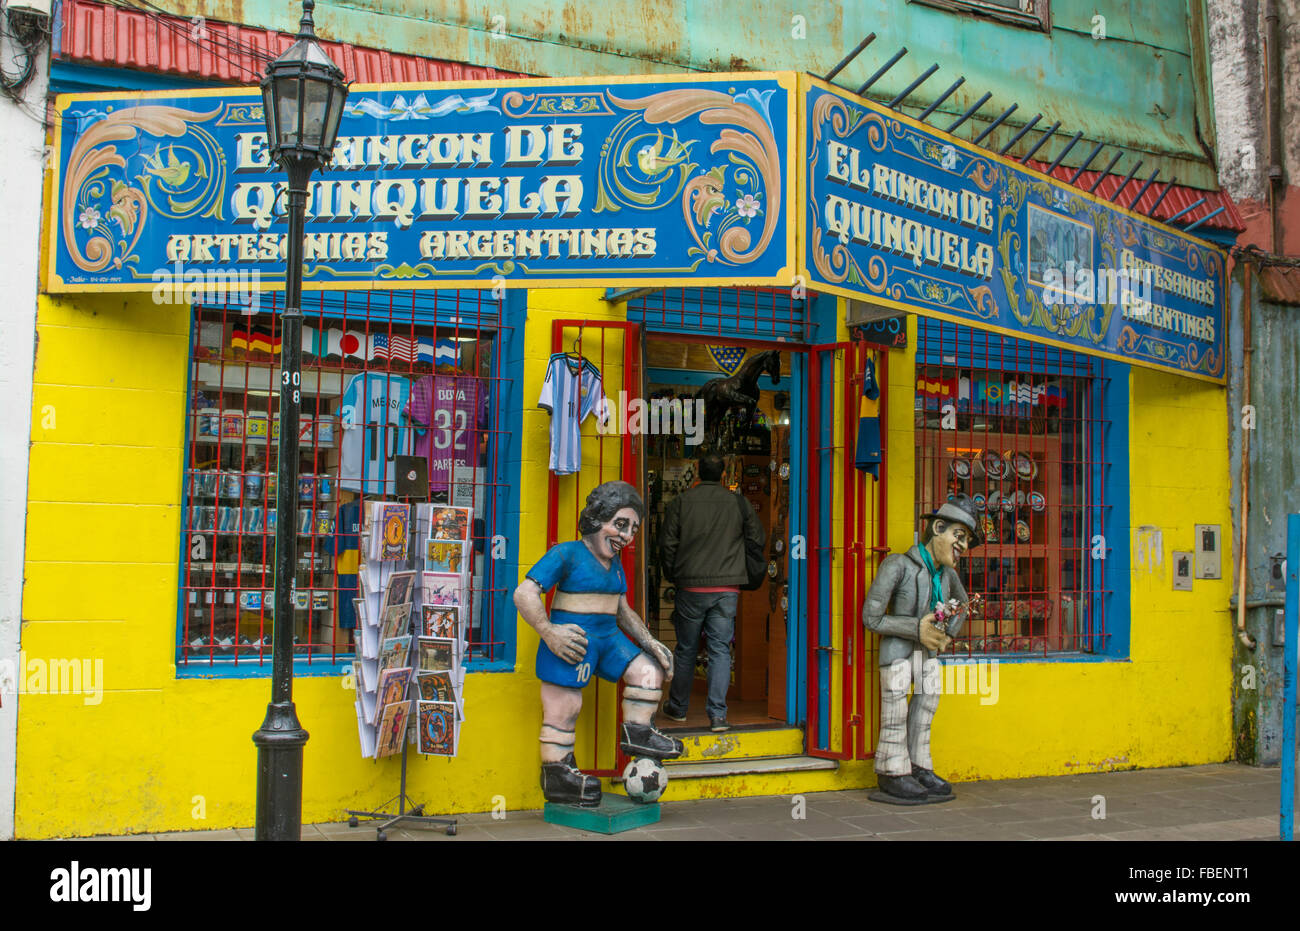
[252,0,347,842]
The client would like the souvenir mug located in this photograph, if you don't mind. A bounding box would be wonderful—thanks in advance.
[298,474,316,503]
[271,417,280,442]
[266,509,277,532]
[220,472,244,499]
[243,506,264,534]
[245,412,269,440]
[298,507,315,534]
[316,475,334,500]
[244,471,265,501]
[315,415,336,446]
[298,419,314,445]
[197,408,220,439]
[197,506,217,532]
[220,409,244,438]
[193,470,219,498]
[218,506,240,534]
[316,509,333,535]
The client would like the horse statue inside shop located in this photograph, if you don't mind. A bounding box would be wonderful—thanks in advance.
[698,349,781,451]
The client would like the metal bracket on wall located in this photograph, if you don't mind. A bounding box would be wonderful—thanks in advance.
[816,35,1221,235]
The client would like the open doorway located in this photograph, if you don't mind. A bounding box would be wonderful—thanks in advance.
[641,336,795,732]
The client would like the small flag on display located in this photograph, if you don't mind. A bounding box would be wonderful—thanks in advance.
[707,345,746,375]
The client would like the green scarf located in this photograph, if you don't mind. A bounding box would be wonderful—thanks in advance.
[918,543,943,612]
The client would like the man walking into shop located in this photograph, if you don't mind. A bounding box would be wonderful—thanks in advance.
[659,453,765,732]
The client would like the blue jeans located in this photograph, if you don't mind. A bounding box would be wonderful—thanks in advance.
[664,590,738,721]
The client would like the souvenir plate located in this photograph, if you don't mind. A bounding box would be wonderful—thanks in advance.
[983,450,1007,481]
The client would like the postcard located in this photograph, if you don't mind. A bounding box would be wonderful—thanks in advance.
[427,505,471,541]
[373,502,412,561]
[416,700,457,756]
[416,671,455,703]
[375,700,411,758]
[376,666,412,713]
[421,571,463,607]
[379,602,412,642]
[355,701,376,758]
[416,636,455,672]
[425,538,471,575]
[421,604,460,640]
[378,636,411,676]
[382,570,417,613]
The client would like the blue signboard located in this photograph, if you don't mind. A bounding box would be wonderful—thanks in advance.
[801,76,1227,382]
[46,74,795,292]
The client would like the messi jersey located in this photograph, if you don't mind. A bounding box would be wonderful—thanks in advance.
[405,374,488,493]
[539,354,608,475]
[339,372,413,495]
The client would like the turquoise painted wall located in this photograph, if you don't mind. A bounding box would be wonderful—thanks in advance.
[159,0,1218,188]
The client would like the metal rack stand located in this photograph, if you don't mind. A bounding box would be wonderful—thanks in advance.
[345,724,457,840]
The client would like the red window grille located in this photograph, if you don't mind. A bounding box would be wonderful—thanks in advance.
[914,318,1106,655]
[178,289,511,668]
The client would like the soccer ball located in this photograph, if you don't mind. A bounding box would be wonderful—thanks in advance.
[622,756,667,803]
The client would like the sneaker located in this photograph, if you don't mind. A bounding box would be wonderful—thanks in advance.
[709,717,730,733]
[660,707,688,723]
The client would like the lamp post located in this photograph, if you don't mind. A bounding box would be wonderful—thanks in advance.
[252,0,347,842]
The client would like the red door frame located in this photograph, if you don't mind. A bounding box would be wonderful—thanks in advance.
[545,319,642,777]
[806,339,890,761]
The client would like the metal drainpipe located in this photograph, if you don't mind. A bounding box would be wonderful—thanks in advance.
[1265,0,1285,252]
[1237,261,1258,650]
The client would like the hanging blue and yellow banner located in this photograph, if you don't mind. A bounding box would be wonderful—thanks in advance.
[799,75,1227,383]
[45,73,796,293]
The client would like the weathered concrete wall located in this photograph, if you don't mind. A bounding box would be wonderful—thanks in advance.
[1209,0,1300,252]
[1227,269,1300,765]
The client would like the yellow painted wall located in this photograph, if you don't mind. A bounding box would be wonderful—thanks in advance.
[925,364,1235,778]
[16,288,1233,837]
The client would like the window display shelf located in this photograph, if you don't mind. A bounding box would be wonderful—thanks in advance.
[195,362,344,398]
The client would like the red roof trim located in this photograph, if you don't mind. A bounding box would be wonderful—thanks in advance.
[1024,158,1244,233]
[57,0,524,86]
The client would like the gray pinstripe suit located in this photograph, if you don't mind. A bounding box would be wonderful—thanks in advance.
[862,545,969,775]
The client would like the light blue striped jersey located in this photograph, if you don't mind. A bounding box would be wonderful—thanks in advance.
[538,354,608,475]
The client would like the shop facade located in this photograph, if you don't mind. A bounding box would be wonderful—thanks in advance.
[15,63,1237,837]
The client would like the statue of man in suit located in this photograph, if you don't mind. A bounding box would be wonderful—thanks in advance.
[862,495,982,803]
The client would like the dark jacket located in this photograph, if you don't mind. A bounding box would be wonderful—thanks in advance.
[862,544,970,666]
[660,481,766,588]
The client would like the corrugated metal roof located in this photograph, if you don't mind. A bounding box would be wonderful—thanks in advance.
[1259,265,1300,306]
[1025,158,1244,233]
[56,0,524,86]
[56,1,1239,237]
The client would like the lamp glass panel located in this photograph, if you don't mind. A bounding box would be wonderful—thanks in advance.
[275,73,302,146]
[260,83,278,149]
[301,77,331,147]
[322,85,346,156]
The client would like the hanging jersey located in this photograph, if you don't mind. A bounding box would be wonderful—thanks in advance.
[539,354,608,475]
[405,375,488,493]
[339,372,413,495]
[331,499,361,629]
[855,350,882,478]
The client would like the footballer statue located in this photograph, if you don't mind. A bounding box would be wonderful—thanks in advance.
[514,481,683,807]
[862,494,982,804]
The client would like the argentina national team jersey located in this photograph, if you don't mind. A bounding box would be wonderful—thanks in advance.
[339,372,413,495]
[539,354,609,475]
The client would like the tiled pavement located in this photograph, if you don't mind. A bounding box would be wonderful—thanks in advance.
[89,762,1291,841]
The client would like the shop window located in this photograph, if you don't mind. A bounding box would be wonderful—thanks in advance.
[909,0,1051,32]
[178,290,511,671]
[914,318,1103,655]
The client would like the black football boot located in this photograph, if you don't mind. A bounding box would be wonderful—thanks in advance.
[911,765,953,797]
[540,753,602,808]
[620,722,685,761]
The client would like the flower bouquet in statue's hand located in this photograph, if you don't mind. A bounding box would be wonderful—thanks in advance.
[932,592,984,633]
